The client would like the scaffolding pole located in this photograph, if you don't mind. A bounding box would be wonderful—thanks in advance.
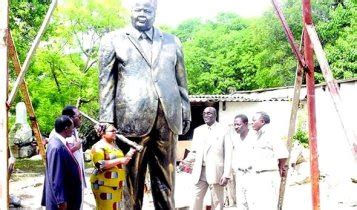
[277,30,305,210]
[7,0,57,106]
[0,0,9,208]
[303,0,321,209]
[305,24,357,162]
[8,32,46,162]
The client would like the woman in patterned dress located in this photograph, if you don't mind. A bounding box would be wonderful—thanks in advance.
[90,123,136,210]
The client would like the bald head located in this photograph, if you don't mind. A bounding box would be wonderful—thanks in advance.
[131,0,157,10]
[202,107,217,126]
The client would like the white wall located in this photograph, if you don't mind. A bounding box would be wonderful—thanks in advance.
[218,100,294,140]
[314,84,357,179]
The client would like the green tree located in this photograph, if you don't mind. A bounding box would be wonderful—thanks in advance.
[9,0,127,134]
[173,0,356,94]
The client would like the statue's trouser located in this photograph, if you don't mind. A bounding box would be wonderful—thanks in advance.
[124,104,177,210]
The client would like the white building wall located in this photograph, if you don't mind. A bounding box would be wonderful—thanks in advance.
[314,84,357,179]
[218,101,294,140]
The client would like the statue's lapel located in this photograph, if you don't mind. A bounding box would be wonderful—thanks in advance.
[125,29,151,67]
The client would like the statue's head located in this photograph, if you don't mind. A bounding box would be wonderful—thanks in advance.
[130,0,157,31]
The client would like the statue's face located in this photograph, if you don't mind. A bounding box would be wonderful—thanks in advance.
[130,0,156,31]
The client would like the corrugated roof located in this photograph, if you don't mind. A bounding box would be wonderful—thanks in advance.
[189,77,357,103]
[189,92,301,102]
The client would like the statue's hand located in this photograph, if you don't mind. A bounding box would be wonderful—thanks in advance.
[182,120,191,135]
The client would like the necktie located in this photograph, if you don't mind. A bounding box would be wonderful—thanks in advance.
[140,32,152,61]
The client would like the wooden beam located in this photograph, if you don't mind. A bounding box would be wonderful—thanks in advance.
[7,0,57,105]
[278,29,305,210]
[8,32,46,162]
[306,24,357,162]
[0,0,9,208]
[271,0,307,69]
[302,1,321,209]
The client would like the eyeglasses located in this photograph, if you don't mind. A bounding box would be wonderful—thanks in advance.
[202,112,214,116]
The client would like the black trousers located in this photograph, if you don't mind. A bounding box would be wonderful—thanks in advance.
[123,105,177,210]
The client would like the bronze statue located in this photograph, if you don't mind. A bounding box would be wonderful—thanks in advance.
[98,0,191,209]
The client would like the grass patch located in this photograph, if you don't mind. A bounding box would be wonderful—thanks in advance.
[14,159,45,174]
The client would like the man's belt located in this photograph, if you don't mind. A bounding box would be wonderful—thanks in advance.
[237,166,252,173]
[255,169,277,174]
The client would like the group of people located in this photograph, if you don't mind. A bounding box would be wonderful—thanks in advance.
[182,107,288,210]
[41,106,137,210]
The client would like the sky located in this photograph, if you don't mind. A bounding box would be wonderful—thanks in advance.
[124,0,273,27]
[155,0,272,26]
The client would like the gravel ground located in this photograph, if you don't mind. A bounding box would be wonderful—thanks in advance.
[9,169,357,210]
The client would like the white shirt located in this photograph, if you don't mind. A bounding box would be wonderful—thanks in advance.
[229,129,255,170]
[251,125,288,171]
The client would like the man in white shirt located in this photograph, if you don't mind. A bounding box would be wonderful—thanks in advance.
[249,111,288,210]
[228,114,254,210]
[187,107,232,210]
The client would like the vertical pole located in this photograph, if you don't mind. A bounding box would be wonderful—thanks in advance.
[0,0,9,209]
[278,30,305,210]
[302,0,320,209]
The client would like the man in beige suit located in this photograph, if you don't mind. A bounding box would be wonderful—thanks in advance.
[185,107,232,210]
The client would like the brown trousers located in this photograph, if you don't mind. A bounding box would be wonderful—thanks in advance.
[123,104,177,210]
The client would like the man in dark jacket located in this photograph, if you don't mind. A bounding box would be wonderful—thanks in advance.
[42,115,82,210]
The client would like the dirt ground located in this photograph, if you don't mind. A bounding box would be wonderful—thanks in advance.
[9,164,357,210]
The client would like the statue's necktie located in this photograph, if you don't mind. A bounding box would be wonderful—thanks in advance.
[140,32,152,62]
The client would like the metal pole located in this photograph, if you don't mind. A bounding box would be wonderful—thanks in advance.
[302,0,320,209]
[8,32,46,163]
[7,0,57,105]
[0,0,9,208]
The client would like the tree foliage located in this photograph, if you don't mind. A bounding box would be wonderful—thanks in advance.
[172,0,356,94]
[8,0,356,134]
[9,0,127,134]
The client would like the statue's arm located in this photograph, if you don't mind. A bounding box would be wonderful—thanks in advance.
[174,37,191,131]
[98,33,116,124]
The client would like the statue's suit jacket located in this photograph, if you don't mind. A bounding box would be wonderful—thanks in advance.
[190,122,232,185]
[99,26,191,137]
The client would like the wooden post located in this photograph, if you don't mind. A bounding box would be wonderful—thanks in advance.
[302,0,320,209]
[0,0,9,208]
[7,0,57,105]
[271,0,307,69]
[278,30,305,210]
[305,24,357,162]
[8,32,46,162]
